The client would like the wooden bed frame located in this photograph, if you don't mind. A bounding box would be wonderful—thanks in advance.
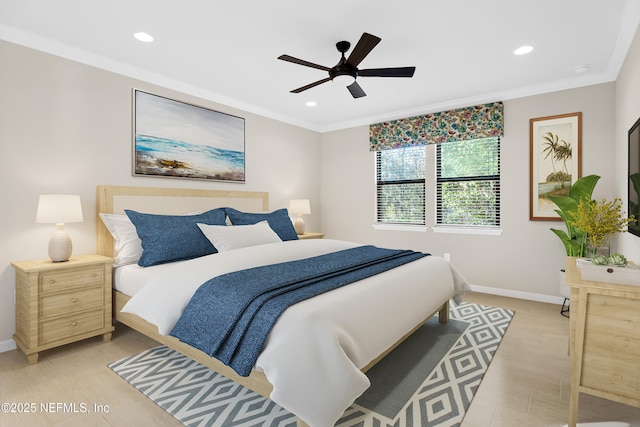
[97,185,449,426]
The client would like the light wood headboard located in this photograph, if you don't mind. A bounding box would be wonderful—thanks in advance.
[96,185,269,258]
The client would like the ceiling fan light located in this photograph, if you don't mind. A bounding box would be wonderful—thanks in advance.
[332,74,356,86]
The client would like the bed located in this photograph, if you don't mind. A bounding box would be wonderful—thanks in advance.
[97,185,470,427]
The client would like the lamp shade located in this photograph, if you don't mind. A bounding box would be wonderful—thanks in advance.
[36,195,84,224]
[288,199,311,215]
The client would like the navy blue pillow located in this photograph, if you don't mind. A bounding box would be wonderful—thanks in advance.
[225,208,298,241]
[125,208,227,267]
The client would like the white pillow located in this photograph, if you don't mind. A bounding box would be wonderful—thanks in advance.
[197,221,282,252]
[99,213,143,266]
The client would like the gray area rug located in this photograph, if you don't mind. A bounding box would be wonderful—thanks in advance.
[108,302,513,427]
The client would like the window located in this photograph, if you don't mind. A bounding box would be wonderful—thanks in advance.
[375,137,500,229]
[376,146,425,225]
[436,137,500,228]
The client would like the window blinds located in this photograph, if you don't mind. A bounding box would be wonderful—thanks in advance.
[376,146,425,224]
[436,137,500,227]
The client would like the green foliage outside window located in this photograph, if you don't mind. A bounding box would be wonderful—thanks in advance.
[437,137,500,227]
[376,146,425,224]
[376,137,500,227]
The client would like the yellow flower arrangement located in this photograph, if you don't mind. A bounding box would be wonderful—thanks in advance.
[568,197,635,248]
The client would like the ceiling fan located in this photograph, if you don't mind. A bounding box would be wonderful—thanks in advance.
[278,32,416,99]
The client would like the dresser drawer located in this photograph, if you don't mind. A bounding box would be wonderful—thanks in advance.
[40,286,104,318]
[40,266,104,293]
[39,309,105,345]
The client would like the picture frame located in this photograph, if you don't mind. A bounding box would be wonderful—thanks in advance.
[529,112,582,220]
[133,89,245,182]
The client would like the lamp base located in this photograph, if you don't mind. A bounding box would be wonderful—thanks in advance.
[48,224,72,262]
[293,216,305,235]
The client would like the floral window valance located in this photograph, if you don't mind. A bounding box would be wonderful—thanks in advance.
[369,101,504,151]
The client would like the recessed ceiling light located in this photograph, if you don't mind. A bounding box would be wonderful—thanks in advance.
[575,64,590,73]
[514,45,533,55]
[305,101,317,107]
[134,32,154,43]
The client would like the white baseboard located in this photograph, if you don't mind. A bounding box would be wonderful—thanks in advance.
[0,339,16,353]
[469,284,566,305]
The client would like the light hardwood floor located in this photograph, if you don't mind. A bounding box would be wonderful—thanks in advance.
[1,292,639,427]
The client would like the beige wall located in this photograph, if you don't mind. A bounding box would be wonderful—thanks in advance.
[320,82,618,299]
[0,40,322,348]
[2,24,639,349]
[616,21,640,261]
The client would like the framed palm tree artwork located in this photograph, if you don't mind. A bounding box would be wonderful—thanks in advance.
[529,112,582,220]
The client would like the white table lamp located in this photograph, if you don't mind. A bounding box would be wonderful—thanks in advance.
[289,199,311,235]
[36,194,84,262]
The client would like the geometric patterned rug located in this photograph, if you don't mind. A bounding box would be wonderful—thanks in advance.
[108,302,513,427]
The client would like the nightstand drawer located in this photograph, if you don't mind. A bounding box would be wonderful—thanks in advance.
[40,286,104,318]
[40,266,104,293]
[39,309,105,345]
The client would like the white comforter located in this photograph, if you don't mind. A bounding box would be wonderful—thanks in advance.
[120,239,470,427]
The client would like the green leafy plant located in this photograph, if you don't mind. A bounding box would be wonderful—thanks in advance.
[547,174,600,256]
[593,253,628,266]
[608,253,628,266]
[592,254,608,265]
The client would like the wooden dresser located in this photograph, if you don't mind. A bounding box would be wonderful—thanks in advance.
[565,256,640,426]
[12,254,114,364]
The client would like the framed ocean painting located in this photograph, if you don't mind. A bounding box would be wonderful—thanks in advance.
[133,90,245,182]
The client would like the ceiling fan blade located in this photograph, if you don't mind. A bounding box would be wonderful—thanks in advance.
[290,77,332,93]
[346,32,381,67]
[347,81,366,98]
[358,67,416,78]
[278,54,330,71]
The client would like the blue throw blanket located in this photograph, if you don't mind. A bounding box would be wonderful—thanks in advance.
[169,245,429,376]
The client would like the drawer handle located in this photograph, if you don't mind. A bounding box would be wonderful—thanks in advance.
[48,280,56,284]
[90,274,97,278]
[71,322,78,327]
[70,298,78,303]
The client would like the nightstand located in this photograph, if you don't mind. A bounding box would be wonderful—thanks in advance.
[297,232,325,240]
[11,254,114,364]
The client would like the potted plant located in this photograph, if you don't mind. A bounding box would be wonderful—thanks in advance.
[547,174,600,257]
[547,174,600,317]
[549,174,636,258]
[570,196,635,257]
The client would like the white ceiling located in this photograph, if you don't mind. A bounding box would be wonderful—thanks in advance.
[1,0,639,132]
